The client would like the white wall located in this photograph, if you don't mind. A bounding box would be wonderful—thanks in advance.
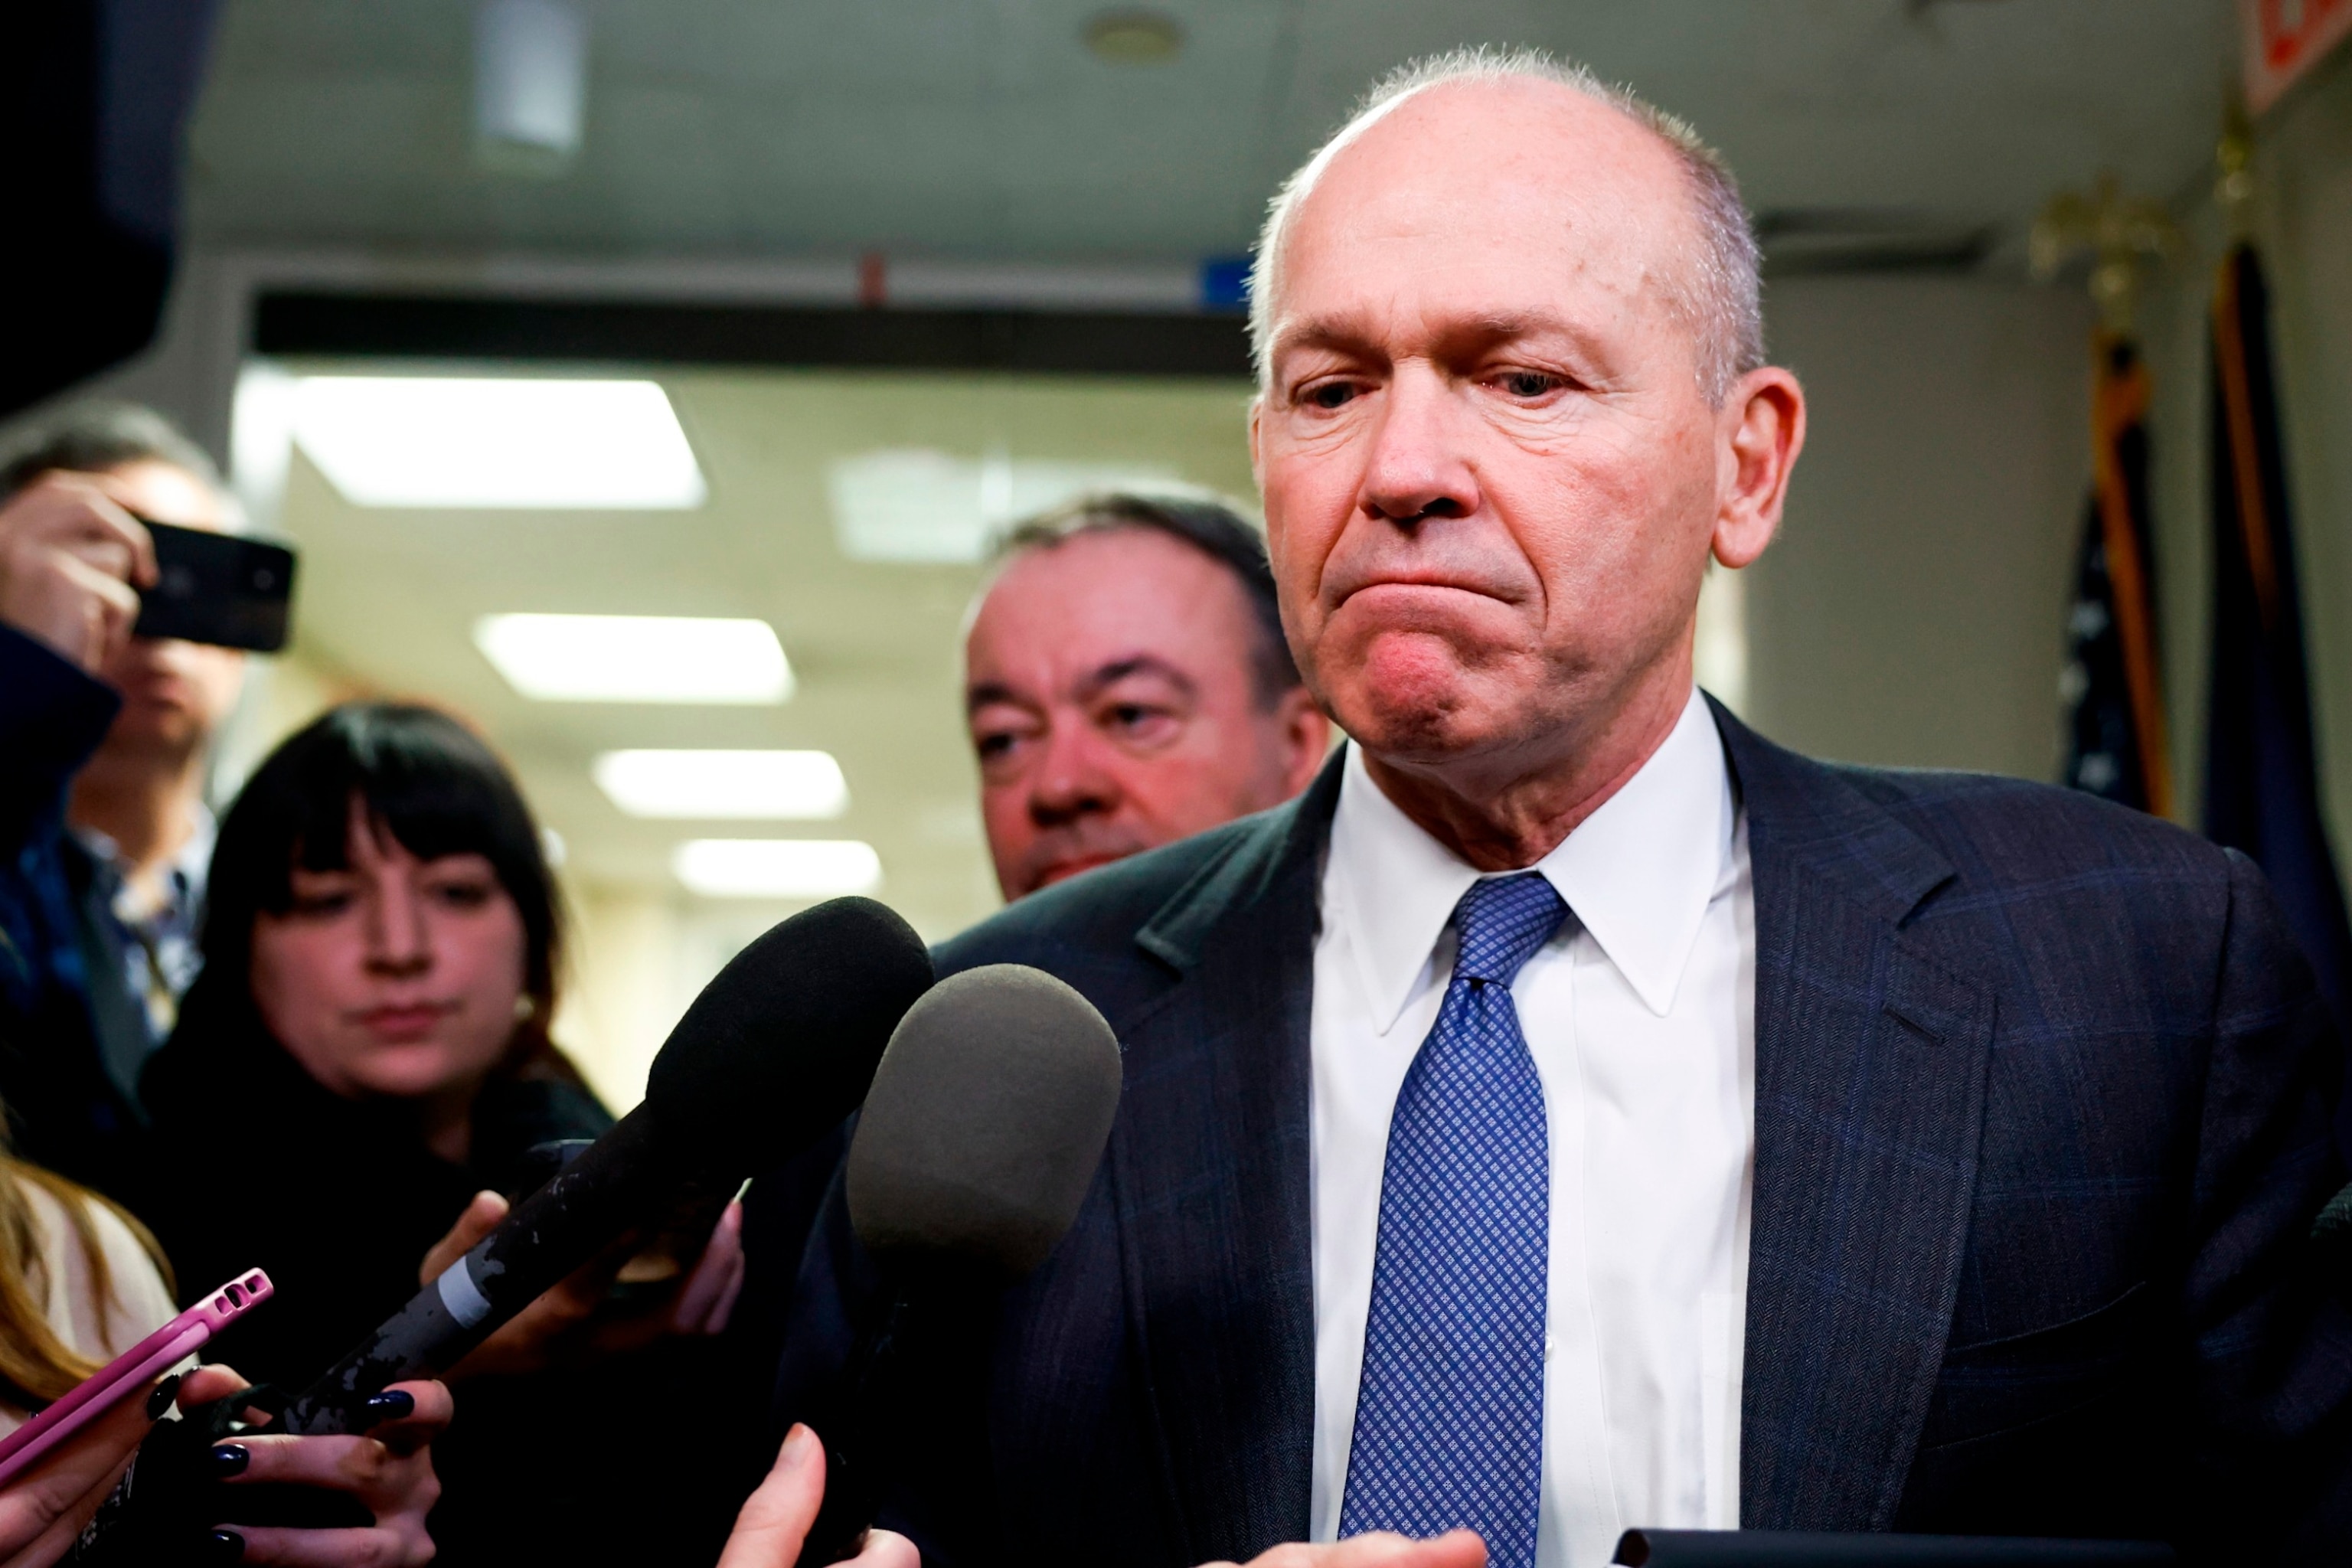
[1740,275,2095,781]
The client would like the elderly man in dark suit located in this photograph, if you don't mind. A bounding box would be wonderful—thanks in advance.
[772,46,2352,1568]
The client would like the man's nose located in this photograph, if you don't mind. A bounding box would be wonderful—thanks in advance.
[364,879,433,978]
[1027,725,1121,827]
[1357,364,1479,527]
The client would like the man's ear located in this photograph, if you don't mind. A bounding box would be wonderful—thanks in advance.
[1275,687,1333,799]
[1248,395,1266,492]
[1713,367,1805,570]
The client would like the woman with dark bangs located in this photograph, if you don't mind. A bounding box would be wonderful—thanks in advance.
[136,702,746,1564]
[137,701,612,1389]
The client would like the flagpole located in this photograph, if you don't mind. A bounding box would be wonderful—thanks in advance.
[2035,177,2180,818]
[2089,337,2171,818]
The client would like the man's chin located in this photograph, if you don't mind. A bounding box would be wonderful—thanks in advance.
[102,707,203,756]
[1328,681,1560,771]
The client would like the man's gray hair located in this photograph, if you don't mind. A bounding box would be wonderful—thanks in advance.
[0,400,231,509]
[1247,46,1766,407]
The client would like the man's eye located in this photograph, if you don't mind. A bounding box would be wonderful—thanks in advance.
[974,732,1018,761]
[1301,381,1361,410]
[1498,371,1562,399]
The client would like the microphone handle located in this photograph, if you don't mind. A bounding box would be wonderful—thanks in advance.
[799,1289,922,1568]
[283,1105,672,1435]
[798,1266,998,1567]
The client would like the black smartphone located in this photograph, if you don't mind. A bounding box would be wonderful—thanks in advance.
[132,518,298,652]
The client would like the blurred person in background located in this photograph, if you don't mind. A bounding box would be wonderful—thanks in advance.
[725,493,1337,1488]
[965,493,1331,901]
[136,701,746,1566]
[0,404,248,1197]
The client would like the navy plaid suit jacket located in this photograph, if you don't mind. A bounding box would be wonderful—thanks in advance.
[774,702,2352,1563]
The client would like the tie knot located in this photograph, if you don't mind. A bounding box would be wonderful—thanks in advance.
[1449,873,1567,988]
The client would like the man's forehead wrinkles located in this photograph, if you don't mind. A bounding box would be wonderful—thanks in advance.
[1272,300,1608,365]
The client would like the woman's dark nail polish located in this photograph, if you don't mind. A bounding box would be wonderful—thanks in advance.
[364,1389,415,1419]
[145,1374,182,1420]
[207,1530,245,1560]
[207,1443,250,1477]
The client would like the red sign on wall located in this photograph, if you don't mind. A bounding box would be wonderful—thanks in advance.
[2246,0,2352,112]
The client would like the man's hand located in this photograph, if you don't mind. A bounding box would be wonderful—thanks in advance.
[178,1364,449,1567]
[0,1374,167,1568]
[418,1189,748,1380]
[1202,1533,1488,1568]
[717,1426,917,1568]
[0,474,155,672]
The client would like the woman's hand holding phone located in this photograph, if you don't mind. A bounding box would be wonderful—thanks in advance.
[0,1374,165,1568]
[179,1366,449,1567]
[0,1364,452,1568]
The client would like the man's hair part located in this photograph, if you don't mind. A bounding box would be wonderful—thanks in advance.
[992,492,1304,707]
[1247,45,1766,407]
[0,400,231,512]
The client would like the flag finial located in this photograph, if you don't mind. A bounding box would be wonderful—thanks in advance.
[2217,96,2255,239]
[2031,175,2180,334]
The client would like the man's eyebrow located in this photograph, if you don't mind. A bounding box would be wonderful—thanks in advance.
[965,680,1027,716]
[1078,655,1197,701]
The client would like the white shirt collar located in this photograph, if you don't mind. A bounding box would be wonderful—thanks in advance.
[1326,687,1736,1031]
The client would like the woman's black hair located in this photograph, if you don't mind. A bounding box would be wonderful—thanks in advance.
[186,701,571,1080]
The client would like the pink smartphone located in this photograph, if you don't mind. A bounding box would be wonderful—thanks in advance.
[0,1269,272,1487]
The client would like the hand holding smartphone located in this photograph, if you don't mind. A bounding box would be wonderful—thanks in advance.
[130,520,297,652]
[0,1269,272,1489]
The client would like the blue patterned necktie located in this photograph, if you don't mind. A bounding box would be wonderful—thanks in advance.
[1340,871,1567,1568]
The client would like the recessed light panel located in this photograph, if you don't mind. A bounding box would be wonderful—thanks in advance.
[672,839,883,899]
[594,750,848,820]
[293,377,706,508]
[828,448,1183,563]
[475,614,791,704]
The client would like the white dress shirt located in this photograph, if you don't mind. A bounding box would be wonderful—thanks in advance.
[1308,686,1756,1568]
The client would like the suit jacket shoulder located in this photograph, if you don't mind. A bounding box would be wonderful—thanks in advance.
[1713,710,2350,1548]
[933,792,1311,1024]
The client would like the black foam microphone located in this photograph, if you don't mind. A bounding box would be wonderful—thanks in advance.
[799,962,1122,1566]
[283,896,934,1436]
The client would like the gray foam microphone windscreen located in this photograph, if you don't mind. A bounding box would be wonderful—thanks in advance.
[846,963,1122,1277]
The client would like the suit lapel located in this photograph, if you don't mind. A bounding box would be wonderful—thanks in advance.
[1717,706,1994,1529]
[1107,760,1338,1562]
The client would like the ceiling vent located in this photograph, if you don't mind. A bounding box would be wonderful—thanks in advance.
[1755,210,1998,277]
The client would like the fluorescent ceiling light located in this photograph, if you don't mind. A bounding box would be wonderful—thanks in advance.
[475,0,587,175]
[475,614,790,704]
[293,377,706,508]
[672,839,882,899]
[594,750,848,820]
[828,448,1184,563]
